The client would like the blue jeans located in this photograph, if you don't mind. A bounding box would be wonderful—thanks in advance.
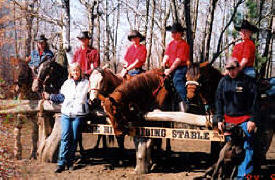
[225,121,254,177]
[58,114,83,166]
[128,68,143,76]
[172,66,187,103]
[243,67,256,78]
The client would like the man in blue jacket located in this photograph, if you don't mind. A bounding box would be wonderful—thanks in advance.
[215,57,257,177]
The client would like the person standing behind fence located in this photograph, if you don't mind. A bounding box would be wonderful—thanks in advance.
[231,20,259,78]
[162,22,190,111]
[73,31,100,77]
[120,30,147,77]
[26,34,54,71]
[215,57,257,177]
[43,62,90,173]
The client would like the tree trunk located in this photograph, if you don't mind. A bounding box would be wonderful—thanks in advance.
[204,0,218,61]
[144,0,150,39]
[192,0,199,40]
[170,0,179,23]
[184,0,193,63]
[260,0,273,78]
[160,0,170,63]
[104,0,110,62]
[61,0,72,63]
[146,0,155,70]
[95,0,101,52]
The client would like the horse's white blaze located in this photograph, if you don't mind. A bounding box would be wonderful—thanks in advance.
[89,70,103,101]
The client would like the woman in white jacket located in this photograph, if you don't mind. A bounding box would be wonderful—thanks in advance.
[44,62,90,173]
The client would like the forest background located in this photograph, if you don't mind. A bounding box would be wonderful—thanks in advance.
[0,0,274,88]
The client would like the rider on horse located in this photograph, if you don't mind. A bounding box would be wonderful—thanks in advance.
[26,34,54,73]
[162,22,190,112]
[231,20,259,78]
[73,31,100,77]
[120,30,147,77]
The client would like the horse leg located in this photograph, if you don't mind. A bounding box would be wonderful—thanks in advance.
[14,114,24,160]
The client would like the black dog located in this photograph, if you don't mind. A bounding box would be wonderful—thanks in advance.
[203,124,245,179]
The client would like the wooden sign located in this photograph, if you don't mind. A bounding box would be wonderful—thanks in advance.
[86,124,224,142]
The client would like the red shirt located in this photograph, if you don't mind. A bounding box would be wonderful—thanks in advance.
[165,39,190,67]
[224,114,251,125]
[232,39,255,67]
[124,44,147,68]
[73,46,100,75]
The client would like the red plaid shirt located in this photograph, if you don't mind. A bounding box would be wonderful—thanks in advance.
[165,39,189,67]
[73,47,100,75]
[124,44,147,68]
[232,39,255,67]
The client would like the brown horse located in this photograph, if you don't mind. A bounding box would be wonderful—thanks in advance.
[87,68,124,150]
[185,62,223,115]
[99,69,169,135]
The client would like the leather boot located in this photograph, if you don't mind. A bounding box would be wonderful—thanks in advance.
[54,165,65,173]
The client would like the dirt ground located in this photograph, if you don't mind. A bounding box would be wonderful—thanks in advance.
[1,118,275,180]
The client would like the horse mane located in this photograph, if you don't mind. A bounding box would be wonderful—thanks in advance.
[109,69,163,109]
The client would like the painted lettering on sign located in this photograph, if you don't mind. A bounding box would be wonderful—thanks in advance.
[136,128,166,137]
[87,124,223,141]
[172,130,210,140]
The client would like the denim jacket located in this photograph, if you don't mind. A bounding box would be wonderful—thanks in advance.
[29,49,54,68]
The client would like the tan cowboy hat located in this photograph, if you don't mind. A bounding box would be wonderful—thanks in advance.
[234,20,259,33]
[128,30,145,42]
[35,34,48,42]
[166,22,186,32]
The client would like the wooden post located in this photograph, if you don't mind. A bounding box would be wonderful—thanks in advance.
[37,113,61,162]
[135,138,152,174]
[14,114,25,160]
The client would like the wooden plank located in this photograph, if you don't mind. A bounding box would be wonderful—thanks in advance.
[0,100,61,114]
[145,111,212,126]
[86,124,224,142]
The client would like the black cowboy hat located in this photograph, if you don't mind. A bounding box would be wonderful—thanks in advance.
[128,30,145,42]
[234,20,259,33]
[166,22,186,32]
[35,34,48,42]
[77,31,91,39]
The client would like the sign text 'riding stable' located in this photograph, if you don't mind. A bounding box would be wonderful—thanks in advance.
[87,124,224,142]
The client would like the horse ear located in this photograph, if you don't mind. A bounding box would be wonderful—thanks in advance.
[98,94,106,101]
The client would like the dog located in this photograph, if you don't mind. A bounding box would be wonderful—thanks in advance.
[203,124,245,179]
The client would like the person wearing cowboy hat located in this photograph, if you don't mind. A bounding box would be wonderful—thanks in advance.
[162,22,190,111]
[72,31,100,77]
[215,56,257,177]
[26,34,54,69]
[120,30,147,77]
[231,20,259,78]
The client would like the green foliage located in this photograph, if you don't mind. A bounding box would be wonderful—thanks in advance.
[254,52,267,72]
[245,0,258,20]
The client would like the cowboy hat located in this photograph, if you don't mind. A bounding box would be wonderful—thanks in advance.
[166,22,186,32]
[35,34,48,42]
[127,30,145,41]
[77,31,91,39]
[234,20,259,33]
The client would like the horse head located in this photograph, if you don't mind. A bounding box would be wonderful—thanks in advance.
[89,68,104,105]
[186,63,201,100]
[32,60,53,92]
[89,68,123,107]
